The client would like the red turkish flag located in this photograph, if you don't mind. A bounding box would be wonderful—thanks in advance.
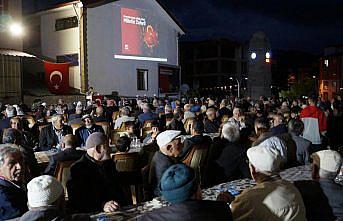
[44,61,70,94]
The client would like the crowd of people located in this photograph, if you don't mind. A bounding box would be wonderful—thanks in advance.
[0,94,342,220]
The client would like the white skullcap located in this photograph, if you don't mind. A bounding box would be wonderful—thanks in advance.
[157,130,181,149]
[312,150,342,173]
[183,111,195,120]
[247,146,282,174]
[27,175,63,208]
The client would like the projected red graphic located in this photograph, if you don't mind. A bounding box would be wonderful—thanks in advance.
[120,7,159,56]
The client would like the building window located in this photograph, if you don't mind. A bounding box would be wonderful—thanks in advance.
[324,59,329,68]
[56,54,79,66]
[333,81,337,91]
[137,69,148,91]
[323,81,329,90]
[55,16,78,31]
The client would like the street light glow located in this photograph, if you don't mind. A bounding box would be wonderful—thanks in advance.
[265,52,271,59]
[9,23,23,37]
[251,52,257,59]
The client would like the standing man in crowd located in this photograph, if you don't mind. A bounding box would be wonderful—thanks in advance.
[300,96,327,153]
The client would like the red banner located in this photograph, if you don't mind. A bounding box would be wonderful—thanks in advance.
[44,61,70,94]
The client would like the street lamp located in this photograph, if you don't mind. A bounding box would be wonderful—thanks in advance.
[230,77,240,98]
[9,22,23,37]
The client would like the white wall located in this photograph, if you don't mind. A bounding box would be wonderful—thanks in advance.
[0,0,23,50]
[87,0,181,96]
[40,6,81,90]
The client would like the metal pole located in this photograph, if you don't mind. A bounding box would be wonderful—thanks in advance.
[237,79,240,98]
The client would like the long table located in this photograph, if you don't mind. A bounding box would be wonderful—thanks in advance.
[90,165,314,220]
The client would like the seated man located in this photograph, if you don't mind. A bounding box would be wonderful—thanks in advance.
[114,107,135,129]
[39,114,72,151]
[213,122,250,183]
[270,114,288,136]
[142,121,160,146]
[115,136,131,153]
[204,108,220,133]
[0,144,27,219]
[179,119,211,159]
[225,145,306,221]
[3,128,39,178]
[149,130,183,197]
[138,103,158,126]
[75,114,104,147]
[288,119,311,165]
[44,134,85,175]
[20,175,90,220]
[93,105,108,123]
[139,164,233,221]
[67,132,125,213]
[294,150,343,220]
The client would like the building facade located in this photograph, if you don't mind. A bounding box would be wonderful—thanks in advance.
[25,0,184,97]
[247,32,272,99]
[319,45,343,101]
[180,38,248,96]
[0,0,28,103]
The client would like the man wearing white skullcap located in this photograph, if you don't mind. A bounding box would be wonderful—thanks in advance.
[294,150,342,220]
[223,146,306,221]
[148,130,183,197]
[20,175,90,220]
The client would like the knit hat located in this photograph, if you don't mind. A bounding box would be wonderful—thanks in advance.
[160,164,196,204]
[247,145,282,174]
[27,175,63,208]
[156,130,181,148]
[312,150,342,173]
[85,132,107,149]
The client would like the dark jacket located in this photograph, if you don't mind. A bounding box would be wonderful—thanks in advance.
[290,132,311,165]
[149,151,178,197]
[319,179,343,220]
[203,119,220,133]
[270,123,288,136]
[211,139,250,184]
[75,125,104,147]
[137,200,233,221]
[44,148,85,175]
[180,135,212,159]
[39,124,72,151]
[294,180,336,221]
[0,178,27,220]
[19,207,90,221]
[138,112,158,125]
[67,154,125,213]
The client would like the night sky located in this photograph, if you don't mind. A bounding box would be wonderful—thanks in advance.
[24,0,343,54]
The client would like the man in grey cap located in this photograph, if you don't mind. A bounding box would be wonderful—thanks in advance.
[148,130,183,198]
[67,132,125,213]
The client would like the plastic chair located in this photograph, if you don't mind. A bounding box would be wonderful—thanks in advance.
[113,152,142,205]
[182,142,210,187]
[54,160,76,199]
